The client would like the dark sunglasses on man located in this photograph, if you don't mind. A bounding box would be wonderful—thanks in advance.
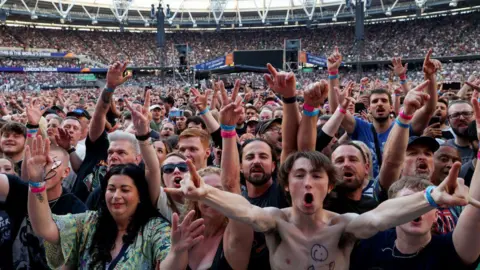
[162,163,188,174]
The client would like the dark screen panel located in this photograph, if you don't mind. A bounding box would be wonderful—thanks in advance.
[233,50,283,69]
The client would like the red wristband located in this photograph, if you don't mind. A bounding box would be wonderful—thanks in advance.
[338,107,347,114]
[400,74,407,81]
[303,104,317,112]
[30,185,46,193]
[221,130,237,139]
[399,110,413,120]
[329,70,339,76]
[477,151,480,160]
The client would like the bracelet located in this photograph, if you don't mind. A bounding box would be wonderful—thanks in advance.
[400,80,407,85]
[221,130,237,138]
[395,118,410,129]
[27,133,36,138]
[27,128,38,134]
[399,74,407,81]
[303,103,317,112]
[105,87,115,93]
[399,110,413,120]
[424,186,439,208]
[26,123,39,129]
[328,74,339,80]
[30,185,47,194]
[136,132,151,141]
[220,124,235,131]
[282,96,297,104]
[477,150,480,160]
[328,70,339,76]
[394,94,402,97]
[29,181,45,188]
[199,107,210,116]
[67,147,76,154]
[303,109,320,117]
[338,107,347,114]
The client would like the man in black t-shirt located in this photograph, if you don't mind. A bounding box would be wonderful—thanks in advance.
[0,145,86,269]
[328,142,378,214]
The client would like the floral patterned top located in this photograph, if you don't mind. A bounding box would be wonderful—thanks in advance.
[44,211,171,270]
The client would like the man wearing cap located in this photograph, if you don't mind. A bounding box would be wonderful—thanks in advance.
[257,118,282,156]
[149,104,166,132]
[66,108,91,146]
[246,117,259,135]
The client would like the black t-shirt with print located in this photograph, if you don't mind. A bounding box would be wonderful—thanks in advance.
[325,192,379,214]
[0,205,13,270]
[242,181,290,270]
[72,131,109,202]
[4,174,86,269]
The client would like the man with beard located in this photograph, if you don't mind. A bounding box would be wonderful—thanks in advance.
[423,98,452,142]
[329,49,440,178]
[328,142,378,214]
[257,118,282,156]
[445,100,475,164]
[459,120,478,187]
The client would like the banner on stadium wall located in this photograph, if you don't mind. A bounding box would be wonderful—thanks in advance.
[0,67,108,73]
[305,53,327,67]
[194,56,226,70]
[0,51,76,58]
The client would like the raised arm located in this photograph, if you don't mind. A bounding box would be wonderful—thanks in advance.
[378,80,430,192]
[125,90,161,206]
[327,47,342,113]
[55,128,84,173]
[90,62,131,142]
[191,87,220,134]
[411,49,440,135]
[453,90,480,265]
[165,160,280,233]
[26,136,60,244]
[457,75,478,99]
[389,57,410,96]
[347,163,469,239]
[264,64,299,163]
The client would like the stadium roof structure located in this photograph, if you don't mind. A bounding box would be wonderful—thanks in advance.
[0,0,479,29]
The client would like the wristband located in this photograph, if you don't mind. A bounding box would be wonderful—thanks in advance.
[399,110,413,120]
[395,118,410,129]
[26,123,39,129]
[328,74,339,80]
[136,132,151,141]
[221,130,237,138]
[303,103,317,112]
[105,87,115,93]
[29,181,45,188]
[328,70,339,76]
[477,150,480,160]
[282,96,297,104]
[400,80,407,85]
[394,94,402,97]
[338,107,347,114]
[303,109,320,117]
[220,124,235,131]
[199,107,210,116]
[30,185,46,194]
[27,128,38,134]
[67,147,76,154]
[399,74,407,81]
[424,186,439,208]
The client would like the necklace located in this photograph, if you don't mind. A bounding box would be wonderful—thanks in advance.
[381,241,425,259]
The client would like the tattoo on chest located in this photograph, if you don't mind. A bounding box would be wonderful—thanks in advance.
[311,244,328,262]
[307,262,336,270]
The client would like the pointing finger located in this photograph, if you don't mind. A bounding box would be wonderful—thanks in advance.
[266,63,277,77]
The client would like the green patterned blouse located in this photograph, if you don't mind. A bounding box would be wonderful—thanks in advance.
[44,211,171,270]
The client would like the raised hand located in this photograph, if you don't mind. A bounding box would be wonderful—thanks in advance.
[220,96,243,127]
[422,123,442,138]
[327,46,342,72]
[170,210,205,253]
[217,79,240,106]
[164,160,208,201]
[26,99,47,126]
[471,90,480,140]
[106,61,132,89]
[55,128,72,150]
[423,49,442,76]
[25,135,53,183]
[402,80,430,115]
[389,57,408,77]
[264,64,296,98]
[190,88,211,112]
[125,90,151,136]
[335,81,355,109]
[303,80,329,108]
[466,79,480,91]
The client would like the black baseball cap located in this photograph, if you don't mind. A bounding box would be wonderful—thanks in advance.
[407,136,440,153]
[257,118,282,135]
[67,108,91,120]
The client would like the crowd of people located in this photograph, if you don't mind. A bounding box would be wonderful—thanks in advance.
[0,38,479,270]
[0,13,479,66]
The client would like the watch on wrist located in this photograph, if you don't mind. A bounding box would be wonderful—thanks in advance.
[67,147,76,154]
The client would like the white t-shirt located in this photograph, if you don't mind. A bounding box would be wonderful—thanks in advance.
[156,190,185,222]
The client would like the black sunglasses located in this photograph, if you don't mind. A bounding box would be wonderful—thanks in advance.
[162,163,188,174]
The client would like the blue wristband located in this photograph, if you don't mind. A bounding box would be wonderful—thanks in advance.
[303,109,320,117]
[395,118,410,129]
[220,124,235,131]
[199,107,210,115]
[400,80,407,85]
[105,87,115,93]
[29,181,44,188]
[27,129,38,134]
[328,75,339,80]
[425,186,439,208]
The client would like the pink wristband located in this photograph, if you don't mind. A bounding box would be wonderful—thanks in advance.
[329,70,339,76]
[30,185,46,193]
[338,107,347,114]
[303,103,317,112]
[221,130,237,138]
[399,110,413,120]
[477,151,480,160]
[400,74,407,81]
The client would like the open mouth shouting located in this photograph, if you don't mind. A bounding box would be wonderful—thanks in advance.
[173,176,183,188]
[304,193,314,208]
[411,216,422,226]
[416,162,429,174]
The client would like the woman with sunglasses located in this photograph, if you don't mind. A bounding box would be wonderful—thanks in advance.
[26,136,204,269]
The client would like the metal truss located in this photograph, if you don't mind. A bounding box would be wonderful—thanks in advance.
[51,0,75,19]
[211,0,228,24]
[111,0,132,22]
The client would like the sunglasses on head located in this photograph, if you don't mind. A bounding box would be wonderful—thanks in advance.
[162,163,188,174]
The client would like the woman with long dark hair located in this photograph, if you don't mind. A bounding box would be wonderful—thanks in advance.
[25,136,203,269]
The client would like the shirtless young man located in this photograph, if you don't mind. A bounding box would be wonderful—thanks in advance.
[166,152,471,270]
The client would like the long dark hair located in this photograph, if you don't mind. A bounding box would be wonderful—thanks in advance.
[89,164,163,267]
